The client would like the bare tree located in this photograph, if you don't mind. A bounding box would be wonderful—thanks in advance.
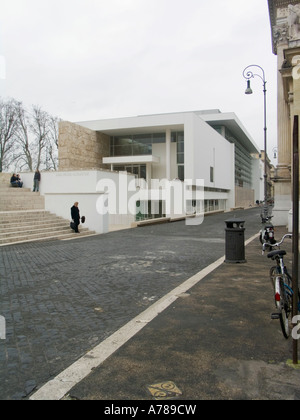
[0,97,61,172]
[29,105,50,170]
[0,98,20,172]
[45,115,60,170]
[14,101,34,171]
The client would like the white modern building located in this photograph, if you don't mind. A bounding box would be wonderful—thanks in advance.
[67,109,261,220]
[19,109,261,233]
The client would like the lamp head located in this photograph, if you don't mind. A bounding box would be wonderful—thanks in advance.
[245,80,253,95]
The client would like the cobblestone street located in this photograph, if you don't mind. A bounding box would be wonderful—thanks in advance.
[0,209,261,400]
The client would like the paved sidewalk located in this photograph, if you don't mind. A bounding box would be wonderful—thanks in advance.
[37,227,300,400]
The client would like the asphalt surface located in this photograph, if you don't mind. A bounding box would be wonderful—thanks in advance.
[0,207,299,400]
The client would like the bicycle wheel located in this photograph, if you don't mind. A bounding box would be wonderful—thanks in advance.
[270,266,279,291]
[277,276,293,339]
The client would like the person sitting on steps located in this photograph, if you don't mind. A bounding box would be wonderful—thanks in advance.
[10,173,23,188]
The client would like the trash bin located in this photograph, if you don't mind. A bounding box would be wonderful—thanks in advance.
[225,218,246,263]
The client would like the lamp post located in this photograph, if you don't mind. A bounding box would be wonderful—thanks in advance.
[243,65,268,218]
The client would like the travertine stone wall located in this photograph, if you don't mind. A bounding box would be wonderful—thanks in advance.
[58,121,110,171]
[0,173,11,185]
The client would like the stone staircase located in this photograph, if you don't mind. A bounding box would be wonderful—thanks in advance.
[0,186,45,211]
[0,176,96,245]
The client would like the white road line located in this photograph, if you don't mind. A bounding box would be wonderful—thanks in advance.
[29,233,259,400]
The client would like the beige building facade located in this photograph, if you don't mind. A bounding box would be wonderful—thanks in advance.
[268,0,300,225]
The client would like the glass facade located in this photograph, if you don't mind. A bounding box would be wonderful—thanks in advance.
[135,198,226,222]
[113,165,147,179]
[234,141,252,188]
[136,200,166,221]
[173,131,184,180]
[110,131,184,180]
[110,133,168,157]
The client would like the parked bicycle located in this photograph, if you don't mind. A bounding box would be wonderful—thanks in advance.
[265,233,300,339]
[259,214,276,252]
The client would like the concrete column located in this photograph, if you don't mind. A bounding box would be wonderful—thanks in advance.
[146,162,152,187]
[277,46,292,176]
[273,45,292,226]
[166,128,171,180]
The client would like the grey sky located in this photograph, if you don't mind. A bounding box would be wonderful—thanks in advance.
[0,0,278,161]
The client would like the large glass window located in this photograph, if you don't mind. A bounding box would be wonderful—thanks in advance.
[136,200,166,221]
[178,165,184,181]
[110,131,183,157]
[114,164,146,179]
[110,130,185,181]
[171,131,185,180]
[110,133,166,157]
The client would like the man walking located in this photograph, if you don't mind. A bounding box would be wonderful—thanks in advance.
[71,202,80,233]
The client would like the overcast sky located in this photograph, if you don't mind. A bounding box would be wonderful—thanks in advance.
[0,0,278,161]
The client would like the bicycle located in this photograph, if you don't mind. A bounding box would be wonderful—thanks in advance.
[266,233,300,339]
[259,214,276,252]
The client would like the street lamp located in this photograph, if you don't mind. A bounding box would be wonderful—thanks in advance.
[243,64,268,217]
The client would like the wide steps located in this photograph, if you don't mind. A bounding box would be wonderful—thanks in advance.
[0,224,71,239]
[0,211,96,245]
[0,220,66,233]
[0,227,95,245]
[0,187,45,211]
[0,185,96,245]
[0,204,45,211]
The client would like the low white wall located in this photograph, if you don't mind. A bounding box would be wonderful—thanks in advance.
[19,169,136,234]
[44,192,109,234]
[20,170,99,194]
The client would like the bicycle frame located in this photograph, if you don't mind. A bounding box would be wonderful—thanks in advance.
[267,234,295,339]
[260,215,276,253]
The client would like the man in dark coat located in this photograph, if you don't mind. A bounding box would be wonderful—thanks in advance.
[71,202,80,233]
[33,169,41,192]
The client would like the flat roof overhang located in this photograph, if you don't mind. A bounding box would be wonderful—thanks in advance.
[103,155,160,165]
[77,114,185,136]
[97,125,184,137]
[201,112,260,154]
[76,110,259,154]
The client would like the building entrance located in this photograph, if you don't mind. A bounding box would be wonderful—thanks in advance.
[122,165,147,179]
